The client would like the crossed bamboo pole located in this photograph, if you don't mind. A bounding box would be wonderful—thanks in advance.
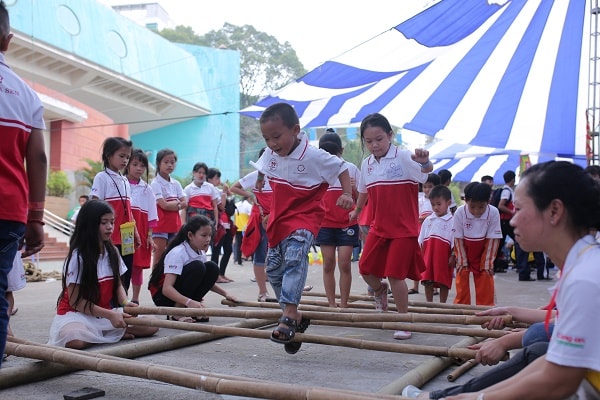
[124,305,513,327]
[4,339,407,400]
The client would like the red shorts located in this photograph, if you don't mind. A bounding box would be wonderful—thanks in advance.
[359,234,425,280]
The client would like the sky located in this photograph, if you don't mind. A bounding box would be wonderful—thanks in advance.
[107,0,434,71]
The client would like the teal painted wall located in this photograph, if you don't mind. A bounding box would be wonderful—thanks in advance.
[132,45,241,183]
[7,0,210,108]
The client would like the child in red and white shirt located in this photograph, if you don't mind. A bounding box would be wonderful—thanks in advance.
[418,185,455,303]
[251,103,354,354]
[125,149,158,305]
[349,113,432,341]
[183,162,220,223]
[150,149,187,264]
[452,182,502,306]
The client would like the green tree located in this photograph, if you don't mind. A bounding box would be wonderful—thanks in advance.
[159,23,307,176]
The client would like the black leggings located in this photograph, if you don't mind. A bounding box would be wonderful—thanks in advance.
[152,260,219,306]
[211,229,233,276]
[429,342,548,399]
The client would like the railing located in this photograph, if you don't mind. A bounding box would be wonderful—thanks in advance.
[44,209,75,236]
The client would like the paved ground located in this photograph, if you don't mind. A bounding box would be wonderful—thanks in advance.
[1,258,555,399]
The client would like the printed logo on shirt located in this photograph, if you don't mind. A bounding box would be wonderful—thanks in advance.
[367,166,374,175]
[465,222,473,230]
[268,158,278,171]
[556,333,585,349]
[296,164,306,174]
[167,264,178,270]
[385,163,404,179]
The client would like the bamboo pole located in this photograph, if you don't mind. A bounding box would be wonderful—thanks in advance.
[0,318,273,389]
[378,337,482,395]
[224,299,479,315]
[302,291,492,311]
[447,359,479,382]
[126,317,491,360]
[310,320,506,339]
[4,341,407,400]
[125,305,513,326]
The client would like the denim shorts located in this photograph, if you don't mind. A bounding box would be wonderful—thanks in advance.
[253,223,268,266]
[315,224,359,247]
[152,232,176,241]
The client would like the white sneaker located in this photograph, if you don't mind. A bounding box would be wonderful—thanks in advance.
[401,384,423,398]
[393,330,412,340]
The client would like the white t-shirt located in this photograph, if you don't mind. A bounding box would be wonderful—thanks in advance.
[546,235,600,395]
[164,241,207,276]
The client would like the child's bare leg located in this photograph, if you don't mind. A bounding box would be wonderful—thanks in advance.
[411,280,420,293]
[132,285,141,303]
[337,246,353,308]
[424,284,434,302]
[254,265,269,296]
[388,278,408,313]
[320,245,337,307]
[126,320,158,338]
[153,238,167,266]
[6,291,14,336]
[66,340,91,350]
[439,286,449,303]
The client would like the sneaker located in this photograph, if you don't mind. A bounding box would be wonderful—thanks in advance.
[393,330,412,340]
[401,384,423,398]
[374,282,389,312]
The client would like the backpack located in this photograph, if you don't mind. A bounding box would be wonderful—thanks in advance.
[490,188,504,208]
[224,198,237,218]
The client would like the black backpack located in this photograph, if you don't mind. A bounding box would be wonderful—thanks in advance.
[224,198,237,218]
[490,187,511,208]
[490,188,503,208]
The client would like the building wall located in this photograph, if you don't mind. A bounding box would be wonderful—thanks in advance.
[132,45,241,183]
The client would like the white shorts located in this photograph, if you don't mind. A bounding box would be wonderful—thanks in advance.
[7,255,26,292]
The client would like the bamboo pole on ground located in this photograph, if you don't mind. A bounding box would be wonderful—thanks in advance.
[0,318,272,389]
[4,341,408,400]
[377,337,482,395]
[302,291,491,311]
[447,359,479,382]
[310,320,506,339]
[126,317,492,360]
[224,299,479,315]
[125,305,513,326]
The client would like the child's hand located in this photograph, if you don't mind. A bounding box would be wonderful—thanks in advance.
[188,299,206,309]
[336,193,354,209]
[148,236,156,250]
[224,294,239,303]
[411,148,430,165]
[255,173,265,192]
[109,311,128,329]
[448,255,456,269]
[349,209,359,222]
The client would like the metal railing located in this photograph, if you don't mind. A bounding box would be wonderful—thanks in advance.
[44,209,75,236]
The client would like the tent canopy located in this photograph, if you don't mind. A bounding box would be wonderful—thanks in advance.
[242,0,590,159]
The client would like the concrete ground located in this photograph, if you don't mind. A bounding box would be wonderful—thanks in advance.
[1,257,555,399]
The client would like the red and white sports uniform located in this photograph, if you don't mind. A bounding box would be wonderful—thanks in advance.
[251,132,347,247]
[130,179,158,268]
[151,174,185,234]
[48,249,128,347]
[452,204,502,305]
[90,170,133,245]
[56,249,127,314]
[357,145,427,280]
[418,192,433,222]
[238,170,273,217]
[418,212,454,288]
[0,53,45,224]
[148,241,206,298]
[184,181,220,211]
[320,160,360,229]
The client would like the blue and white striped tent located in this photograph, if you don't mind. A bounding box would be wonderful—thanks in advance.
[241,0,590,160]
[426,141,587,183]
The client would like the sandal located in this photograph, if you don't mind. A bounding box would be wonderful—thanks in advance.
[193,316,210,323]
[284,317,310,354]
[167,315,195,323]
[407,289,419,295]
[270,316,297,344]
